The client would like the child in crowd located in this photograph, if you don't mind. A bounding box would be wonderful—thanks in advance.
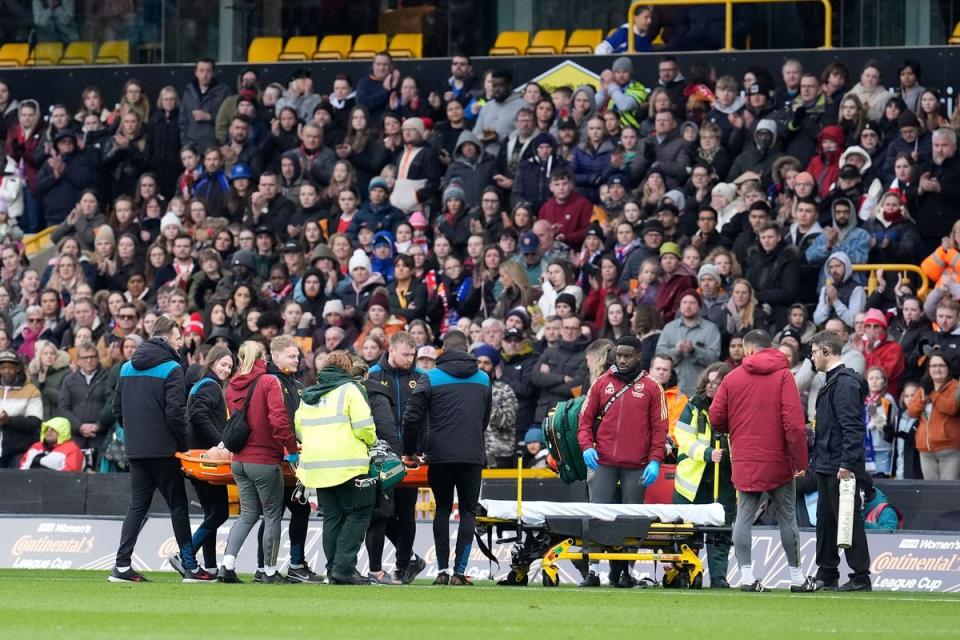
[864,366,897,476]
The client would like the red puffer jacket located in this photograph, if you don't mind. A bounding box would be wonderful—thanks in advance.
[577,370,669,469]
[226,360,298,465]
[709,348,808,492]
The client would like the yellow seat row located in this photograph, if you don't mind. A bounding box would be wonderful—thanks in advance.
[0,40,129,66]
[489,29,606,56]
[248,33,423,62]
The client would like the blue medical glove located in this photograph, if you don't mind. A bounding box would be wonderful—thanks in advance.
[284,453,300,465]
[583,447,599,471]
[641,460,660,487]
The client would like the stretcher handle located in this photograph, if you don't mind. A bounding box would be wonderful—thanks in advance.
[713,438,721,503]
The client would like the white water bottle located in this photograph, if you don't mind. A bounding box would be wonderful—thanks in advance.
[837,476,856,549]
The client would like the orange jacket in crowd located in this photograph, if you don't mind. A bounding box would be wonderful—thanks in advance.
[906,378,960,454]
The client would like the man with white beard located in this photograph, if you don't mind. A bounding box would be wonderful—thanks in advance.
[916,128,960,253]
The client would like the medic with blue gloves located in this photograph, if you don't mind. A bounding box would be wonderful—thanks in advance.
[576,336,669,588]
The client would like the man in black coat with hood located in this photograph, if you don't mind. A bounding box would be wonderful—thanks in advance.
[402,330,491,585]
[110,317,211,583]
[809,330,872,592]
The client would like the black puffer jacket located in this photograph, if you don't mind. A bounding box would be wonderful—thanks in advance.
[745,239,801,328]
[112,337,188,458]
[58,365,110,449]
[500,341,540,440]
[364,379,401,451]
[368,352,424,445]
[402,350,492,465]
[186,371,227,449]
[812,365,867,475]
[531,336,590,422]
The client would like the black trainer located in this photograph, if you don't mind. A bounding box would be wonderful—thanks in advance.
[258,571,285,584]
[433,572,450,585]
[167,553,186,578]
[616,572,638,589]
[814,578,839,591]
[578,571,601,587]
[837,579,872,592]
[329,570,370,585]
[108,567,150,583]
[710,577,731,589]
[739,580,770,592]
[286,565,324,584]
[182,568,217,583]
[450,574,474,586]
[400,555,427,585]
[790,576,822,593]
[218,567,242,583]
[251,570,265,583]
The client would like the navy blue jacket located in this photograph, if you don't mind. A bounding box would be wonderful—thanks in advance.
[186,372,226,449]
[112,337,188,458]
[369,352,425,444]
[402,350,491,465]
[813,365,867,475]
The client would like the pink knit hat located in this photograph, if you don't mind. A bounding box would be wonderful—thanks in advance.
[408,211,428,228]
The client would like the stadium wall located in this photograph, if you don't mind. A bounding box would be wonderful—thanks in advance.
[2,47,960,114]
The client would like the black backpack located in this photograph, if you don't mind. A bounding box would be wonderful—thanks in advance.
[221,377,260,453]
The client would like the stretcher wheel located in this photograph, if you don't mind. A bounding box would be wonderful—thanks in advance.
[662,567,689,589]
[690,573,703,589]
[542,571,559,587]
[497,568,529,586]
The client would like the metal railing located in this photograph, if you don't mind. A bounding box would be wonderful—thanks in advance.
[628,0,833,52]
[851,264,930,301]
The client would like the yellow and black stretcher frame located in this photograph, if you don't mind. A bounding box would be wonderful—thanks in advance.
[474,456,731,587]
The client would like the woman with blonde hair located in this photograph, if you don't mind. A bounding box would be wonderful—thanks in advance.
[585,338,615,385]
[28,339,72,420]
[220,339,299,584]
[705,247,742,290]
[724,278,770,337]
[47,253,87,304]
[494,260,535,318]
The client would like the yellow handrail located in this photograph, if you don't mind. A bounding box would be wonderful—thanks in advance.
[628,0,832,52]
[851,264,930,301]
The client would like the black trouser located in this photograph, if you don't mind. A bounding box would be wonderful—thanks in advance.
[428,463,482,575]
[365,486,418,573]
[189,478,229,570]
[317,476,376,576]
[815,472,871,583]
[116,457,197,570]
[673,472,737,585]
[256,485,311,568]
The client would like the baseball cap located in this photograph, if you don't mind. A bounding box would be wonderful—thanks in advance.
[520,232,540,254]
[281,240,303,254]
[607,174,626,187]
[0,350,20,365]
[504,327,524,342]
[417,345,438,361]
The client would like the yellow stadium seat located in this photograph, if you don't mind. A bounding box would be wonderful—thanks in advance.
[527,30,566,55]
[60,41,94,65]
[313,35,352,60]
[563,29,602,54]
[389,33,423,59]
[950,22,960,45]
[247,36,282,62]
[489,31,529,56]
[278,36,317,61]
[348,33,388,59]
[94,40,130,64]
[27,42,63,66]
[0,43,30,67]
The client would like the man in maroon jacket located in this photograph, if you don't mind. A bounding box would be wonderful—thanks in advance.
[577,336,668,588]
[710,330,818,593]
[537,166,594,250]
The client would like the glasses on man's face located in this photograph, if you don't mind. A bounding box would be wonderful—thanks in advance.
[78,355,98,360]
[26,318,43,324]
[118,314,136,321]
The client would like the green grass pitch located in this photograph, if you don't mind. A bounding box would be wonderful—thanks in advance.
[1,570,958,639]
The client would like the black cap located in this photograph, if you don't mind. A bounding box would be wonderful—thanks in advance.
[281,240,303,254]
[861,120,880,135]
[557,116,577,131]
[779,327,803,344]
[585,221,604,240]
[642,219,665,236]
[254,224,273,236]
[504,327,524,341]
[839,164,861,180]
[607,173,627,187]
[53,129,76,143]
[748,79,773,97]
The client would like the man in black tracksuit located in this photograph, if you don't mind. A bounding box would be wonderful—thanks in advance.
[403,330,492,585]
[810,330,872,592]
[367,333,427,584]
[110,317,211,583]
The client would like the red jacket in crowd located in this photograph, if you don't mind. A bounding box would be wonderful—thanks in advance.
[225,359,298,465]
[577,368,668,469]
[864,339,905,397]
[709,348,808,492]
[538,191,593,250]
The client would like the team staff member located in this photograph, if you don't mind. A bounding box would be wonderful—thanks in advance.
[366,332,427,584]
[185,345,234,578]
[109,317,212,583]
[710,330,817,593]
[809,330,872,591]
[577,336,668,588]
[296,350,378,585]
[673,363,736,589]
[402,330,491,586]
[220,340,299,585]
[255,335,320,584]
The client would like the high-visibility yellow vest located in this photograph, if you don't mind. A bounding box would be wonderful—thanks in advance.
[294,382,376,489]
[606,80,651,128]
[674,402,715,501]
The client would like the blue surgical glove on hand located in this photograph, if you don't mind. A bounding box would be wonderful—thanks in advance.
[583,448,599,471]
[641,460,660,486]
[284,453,300,465]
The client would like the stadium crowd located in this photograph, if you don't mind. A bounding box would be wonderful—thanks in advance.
[1,39,960,486]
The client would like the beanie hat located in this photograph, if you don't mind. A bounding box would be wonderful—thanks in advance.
[183,318,206,340]
[659,242,681,258]
[230,249,256,271]
[443,184,465,204]
[369,176,389,192]
[898,110,921,129]
[697,263,721,284]
[863,308,888,329]
[367,290,389,312]
[794,171,815,186]
[505,306,531,330]
[323,299,344,317]
[471,343,501,366]
[408,210,428,228]
[160,212,182,230]
[310,243,337,264]
[612,56,633,73]
[402,117,425,136]
[555,292,578,311]
[523,426,545,445]
[348,249,372,273]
